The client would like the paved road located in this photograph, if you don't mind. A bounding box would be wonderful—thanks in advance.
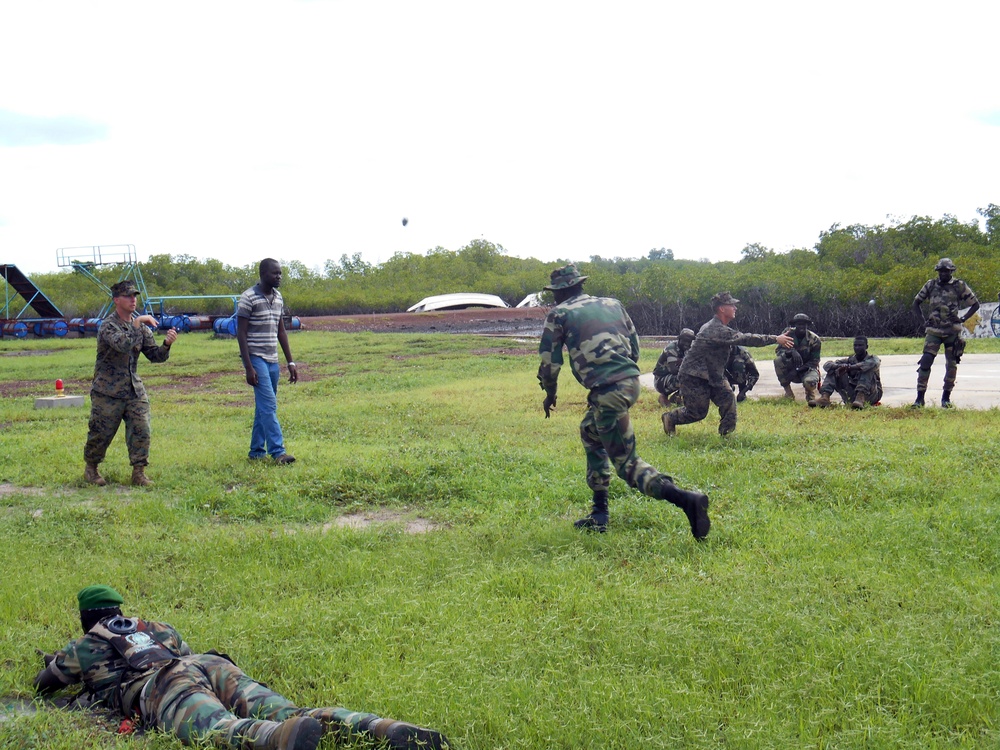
[641,354,1000,410]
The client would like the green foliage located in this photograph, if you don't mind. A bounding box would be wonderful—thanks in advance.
[1,333,999,749]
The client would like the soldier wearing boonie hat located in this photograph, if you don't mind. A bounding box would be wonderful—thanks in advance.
[664,291,794,436]
[34,586,450,750]
[537,264,711,539]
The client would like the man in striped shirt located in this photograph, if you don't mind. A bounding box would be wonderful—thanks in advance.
[237,258,298,463]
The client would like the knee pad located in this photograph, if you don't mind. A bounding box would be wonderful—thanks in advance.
[918,352,935,370]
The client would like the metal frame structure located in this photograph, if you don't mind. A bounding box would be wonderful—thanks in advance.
[57,244,149,318]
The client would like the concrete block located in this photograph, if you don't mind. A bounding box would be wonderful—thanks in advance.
[34,395,86,409]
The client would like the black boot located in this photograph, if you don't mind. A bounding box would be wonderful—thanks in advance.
[941,390,953,408]
[575,491,609,532]
[659,481,710,540]
[911,390,925,408]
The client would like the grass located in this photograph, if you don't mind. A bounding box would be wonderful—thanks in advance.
[1,332,999,749]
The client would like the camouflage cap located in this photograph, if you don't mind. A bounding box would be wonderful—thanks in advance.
[110,280,140,297]
[544,264,588,291]
[790,313,813,325]
[934,257,956,271]
[678,328,696,342]
[77,585,124,611]
[710,291,739,309]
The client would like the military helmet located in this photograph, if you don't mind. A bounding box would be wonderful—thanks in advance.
[710,291,740,309]
[934,257,956,271]
[678,328,696,343]
[544,264,589,291]
[790,313,813,325]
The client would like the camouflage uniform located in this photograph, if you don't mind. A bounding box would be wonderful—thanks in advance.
[538,292,672,497]
[669,317,778,435]
[39,618,444,749]
[725,346,759,398]
[84,315,171,468]
[913,275,978,392]
[772,329,822,389]
[819,353,883,406]
[652,340,686,404]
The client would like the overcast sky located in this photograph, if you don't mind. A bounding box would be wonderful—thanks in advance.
[2,0,998,278]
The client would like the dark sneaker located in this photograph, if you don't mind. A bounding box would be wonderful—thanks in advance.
[574,514,608,533]
[274,454,296,464]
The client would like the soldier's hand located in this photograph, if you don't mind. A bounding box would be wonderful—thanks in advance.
[542,394,557,418]
[164,328,178,347]
[35,648,54,666]
[776,334,794,348]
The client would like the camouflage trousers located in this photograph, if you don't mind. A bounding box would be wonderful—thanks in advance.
[772,358,821,388]
[669,374,737,435]
[917,330,962,391]
[581,377,673,497]
[819,370,882,405]
[726,361,759,392]
[142,655,390,748]
[84,391,151,467]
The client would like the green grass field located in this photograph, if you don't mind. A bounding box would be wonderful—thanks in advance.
[1,332,998,749]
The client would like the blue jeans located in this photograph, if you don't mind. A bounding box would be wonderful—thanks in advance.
[249,356,285,458]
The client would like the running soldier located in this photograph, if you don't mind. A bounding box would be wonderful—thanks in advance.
[816,336,882,409]
[34,585,449,750]
[664,292,792,436]
[911,257,979,408]
[83,280,177,487]
[773,313,822,406]
[537,264,710,538]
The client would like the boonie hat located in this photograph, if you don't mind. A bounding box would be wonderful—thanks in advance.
[544,264,588,291]
[934,257,956,271]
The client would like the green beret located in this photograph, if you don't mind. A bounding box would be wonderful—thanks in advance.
[77,585,124,611]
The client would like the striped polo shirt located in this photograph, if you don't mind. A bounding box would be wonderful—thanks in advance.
[236,283,284,362]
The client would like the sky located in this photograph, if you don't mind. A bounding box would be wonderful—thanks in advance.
[2,0,998,278]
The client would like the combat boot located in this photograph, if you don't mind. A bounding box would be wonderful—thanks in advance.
[84,463,107,486]
[575,491,609,533]
[911,390,925,409]
[804,384,819,407]
[815,393,831,408]
[263,716,323,750]
[941,390,953,408]
[303,709,449,750]
[131,466,153,487]
[851,395,865,410]
[782,384,795,400]
[661,412,675,436]
[659,480,710,540]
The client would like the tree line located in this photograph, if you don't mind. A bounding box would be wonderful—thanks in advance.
[14,206,1000,337]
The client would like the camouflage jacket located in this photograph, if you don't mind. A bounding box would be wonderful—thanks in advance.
[823,352,882,390]
[538,293,640,392]
[40,619,192,714]
[914,277,978,335]
[652,340,687,379]
[679,317,777,384]
[92,316,171,400]
[775,329,821,370]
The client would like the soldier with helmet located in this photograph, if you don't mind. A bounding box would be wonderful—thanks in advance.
[664,292,793,436]
[652,328,695,407]
[773,312,823,406]
[537,264,710,538]
[911,257,979,408]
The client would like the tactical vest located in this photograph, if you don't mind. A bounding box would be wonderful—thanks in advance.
[90,616,181,672]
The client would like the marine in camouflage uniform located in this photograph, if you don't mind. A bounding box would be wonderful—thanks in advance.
[725,345,759,403]
[772,313,822,405]
[816,336,883,409]
[83,281,177,487]
[537,264,710,539]
[34,585,449,750]
[664,292,793,436]
[652,328,695,406]
[911,257,979,408]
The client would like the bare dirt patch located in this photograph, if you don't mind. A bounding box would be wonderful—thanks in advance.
[0,482,44,497]
[280,510,442,536]
[301,306,548,335]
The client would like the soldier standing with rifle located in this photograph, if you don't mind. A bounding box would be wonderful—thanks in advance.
[537,264,710,538]
[911,257,979,408]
